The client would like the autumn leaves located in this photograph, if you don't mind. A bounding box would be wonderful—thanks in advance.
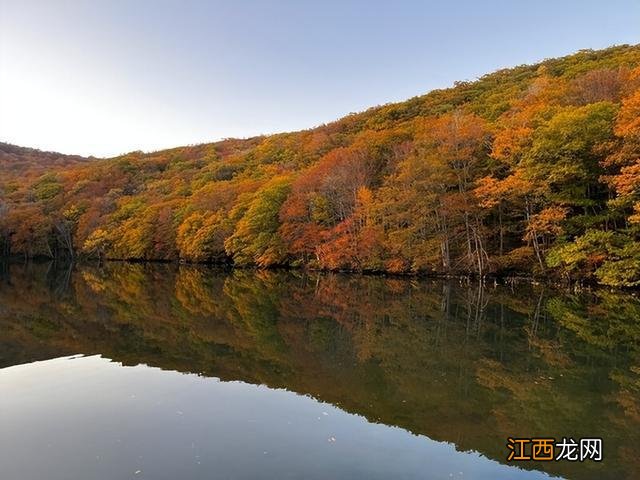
[2,46,640,286]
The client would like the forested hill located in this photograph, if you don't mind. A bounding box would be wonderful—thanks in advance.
[0,142,90,176]
[2,44,640,286]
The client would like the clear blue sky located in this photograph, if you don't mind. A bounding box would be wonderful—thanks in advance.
[0,0,638,157]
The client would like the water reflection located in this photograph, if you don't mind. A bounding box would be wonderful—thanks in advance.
[0,262,639,479]
[0,355,551,480]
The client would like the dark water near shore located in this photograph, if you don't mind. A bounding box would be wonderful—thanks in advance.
[0,262,639,479]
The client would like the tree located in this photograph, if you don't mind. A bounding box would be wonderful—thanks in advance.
[83,228,111,261]
[521,102,618,207]
[547,230,640,287]
[524,206,567,272]
[603,82,640,224]
[422,111,491,274]
[474,171,534,257]
[376,148,454,272]
[177,210,228,262]
[4,205,53,259]
[225,177,292,267]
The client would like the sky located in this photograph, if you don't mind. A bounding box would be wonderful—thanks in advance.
[0,0,639,158]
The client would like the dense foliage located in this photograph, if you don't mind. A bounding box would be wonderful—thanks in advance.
[2,45,640,286]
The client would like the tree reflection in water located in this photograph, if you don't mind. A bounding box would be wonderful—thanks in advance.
[0,262,638,479]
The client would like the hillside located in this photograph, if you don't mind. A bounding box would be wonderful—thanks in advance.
[0,142,90,176]
[2,44,640,286]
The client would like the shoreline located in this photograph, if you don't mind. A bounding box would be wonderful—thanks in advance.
[3,255,637,293]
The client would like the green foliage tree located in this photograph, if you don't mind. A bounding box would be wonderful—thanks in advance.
[225,177,292,267]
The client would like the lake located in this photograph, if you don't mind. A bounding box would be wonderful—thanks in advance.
[0,262,638,479]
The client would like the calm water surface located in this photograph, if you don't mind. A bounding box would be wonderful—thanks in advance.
[0,263,639,479]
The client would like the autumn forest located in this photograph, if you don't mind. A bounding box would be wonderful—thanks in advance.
[2,45,640,287]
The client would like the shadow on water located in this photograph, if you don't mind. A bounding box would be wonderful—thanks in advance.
[0,262,639,479]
